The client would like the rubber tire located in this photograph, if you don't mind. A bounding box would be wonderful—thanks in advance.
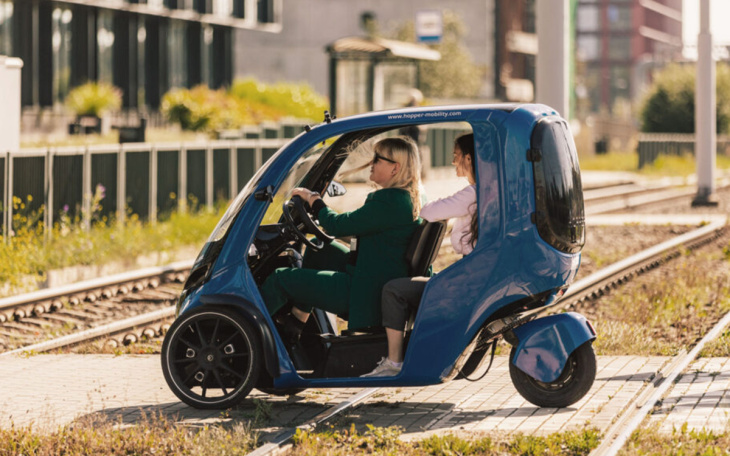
[509,341,596,408]
[161,308,261,409]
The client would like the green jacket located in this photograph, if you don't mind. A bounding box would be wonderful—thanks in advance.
[317,187,420,329]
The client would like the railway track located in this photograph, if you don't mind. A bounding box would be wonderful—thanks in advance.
[2,181,730,456]
[0,182,689,356]
[0,261,190,355]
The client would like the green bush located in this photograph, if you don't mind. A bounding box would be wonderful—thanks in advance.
[229,78,329,121]
[161,80,328,133]
[639,63,730,134]
[65,82,122,117]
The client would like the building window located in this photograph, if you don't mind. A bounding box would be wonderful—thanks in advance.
[577,6,600,32]
[52,7,73,104]
[168,20,188,88]
[607,5,631,31]
[137,22,146,108]
[257,0,275,23]
[608,36,631,60]
[577,35,600,61]
[202,24,214,85]
[0,1,12,55]
[97,11,115,84]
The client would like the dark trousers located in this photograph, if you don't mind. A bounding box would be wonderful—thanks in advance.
[260,241,351,317]
[381,276,429,331]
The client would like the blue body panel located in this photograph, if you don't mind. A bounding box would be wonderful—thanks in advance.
[175,104,586,389]
[511,312,597,383]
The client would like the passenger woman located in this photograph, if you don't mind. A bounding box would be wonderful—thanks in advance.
[363,133,478,377]
[260,137,423,344]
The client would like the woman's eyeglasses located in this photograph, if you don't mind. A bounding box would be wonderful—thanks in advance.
[373,153,397,164]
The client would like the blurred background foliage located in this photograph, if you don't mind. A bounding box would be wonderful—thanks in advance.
[65,82,123,118]
[639,63,730,134]
[160,78,328,133]
[392,10,484,99]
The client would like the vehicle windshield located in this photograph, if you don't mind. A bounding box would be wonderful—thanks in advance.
[260,138,335,225]
[206,149,278,244]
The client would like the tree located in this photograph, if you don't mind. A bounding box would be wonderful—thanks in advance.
[393,11,484,99]
[639,63,730,134]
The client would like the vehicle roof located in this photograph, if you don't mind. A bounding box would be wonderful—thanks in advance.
[300,103,561,137]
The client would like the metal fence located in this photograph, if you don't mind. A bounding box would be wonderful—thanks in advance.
[637,133,730,168]
[1,138,288,237]
[2,124,462,237]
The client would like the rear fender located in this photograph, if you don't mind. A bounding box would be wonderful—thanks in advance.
[199,294,279,379]
[510,312,596,383]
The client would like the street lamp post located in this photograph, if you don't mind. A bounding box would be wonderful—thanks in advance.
[693,0,718,206]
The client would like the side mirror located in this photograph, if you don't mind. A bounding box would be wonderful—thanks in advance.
[326,181,347,197]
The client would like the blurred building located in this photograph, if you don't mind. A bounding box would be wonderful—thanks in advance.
[235,1,496,104]
[0,0,281,112]
[494,0,536,102]
[575,0,683,115]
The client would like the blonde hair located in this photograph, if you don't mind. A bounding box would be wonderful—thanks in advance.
[374,137,422,219]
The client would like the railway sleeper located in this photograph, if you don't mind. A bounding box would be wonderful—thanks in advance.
[1,322,41,333]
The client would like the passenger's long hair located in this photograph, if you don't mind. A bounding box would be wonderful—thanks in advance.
[375,137,422,220]
[455,133,479,249]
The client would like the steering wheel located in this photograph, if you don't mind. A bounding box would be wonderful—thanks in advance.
[282,195,334,251]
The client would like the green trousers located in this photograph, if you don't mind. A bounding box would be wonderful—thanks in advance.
[260,242,352,318]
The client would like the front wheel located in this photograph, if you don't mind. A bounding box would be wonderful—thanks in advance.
[161,308,262,409]
[509,341,596,408]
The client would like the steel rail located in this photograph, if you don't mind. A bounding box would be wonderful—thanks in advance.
[0,260,192,322]
[590,310,730,456]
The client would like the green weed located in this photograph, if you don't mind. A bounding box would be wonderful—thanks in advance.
[289,425,600,456]
[621,422,730,455]
[0,412,259,456]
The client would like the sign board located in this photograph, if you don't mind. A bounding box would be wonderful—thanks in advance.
[416,10,442,44]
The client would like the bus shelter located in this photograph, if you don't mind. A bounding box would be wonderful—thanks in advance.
[326,37,440,117]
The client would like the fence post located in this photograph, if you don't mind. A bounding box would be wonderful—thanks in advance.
[149,146,158,223]
[2,151,8,241]
[82,146,91,230]
[179,146,187,213]
[44,148,54,239]
[117,146,126,224]
[6,153,13,238]
[229,142,237,199]
[206,146,214,208]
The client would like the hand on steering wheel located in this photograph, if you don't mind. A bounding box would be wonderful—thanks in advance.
[282,194,334,251]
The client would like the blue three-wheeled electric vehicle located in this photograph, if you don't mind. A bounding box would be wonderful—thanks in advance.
[161,104,596,410]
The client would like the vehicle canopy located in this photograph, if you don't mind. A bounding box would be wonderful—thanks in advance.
[178,103,585,385]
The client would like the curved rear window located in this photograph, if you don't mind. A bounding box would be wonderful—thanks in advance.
[530,118,585,253]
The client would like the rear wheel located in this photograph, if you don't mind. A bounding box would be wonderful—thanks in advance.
[161,308,261,409]
[509,341,596,408]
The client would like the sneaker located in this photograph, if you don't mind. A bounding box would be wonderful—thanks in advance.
[361,357,402,378]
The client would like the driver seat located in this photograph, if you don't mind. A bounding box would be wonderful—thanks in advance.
[405,219,448,277]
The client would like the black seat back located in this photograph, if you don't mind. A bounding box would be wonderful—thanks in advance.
[405,220,448,277]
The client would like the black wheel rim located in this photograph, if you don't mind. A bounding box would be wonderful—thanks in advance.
[167,313,253,404]
[529,352,578,392]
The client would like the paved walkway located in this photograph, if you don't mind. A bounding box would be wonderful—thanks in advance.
[2,354,729,437]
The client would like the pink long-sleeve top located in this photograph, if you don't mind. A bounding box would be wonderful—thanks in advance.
[419,184,477,255]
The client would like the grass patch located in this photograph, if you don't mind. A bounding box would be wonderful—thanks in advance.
[0,412,259,456]
[289,424,601,455]
[0,195,223,295]
[621,422,730,455]
[21,127,207,148]
[579,152,638,172]
[583,250,730,356]
[578,151,730,176]
[699,329,730,357]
